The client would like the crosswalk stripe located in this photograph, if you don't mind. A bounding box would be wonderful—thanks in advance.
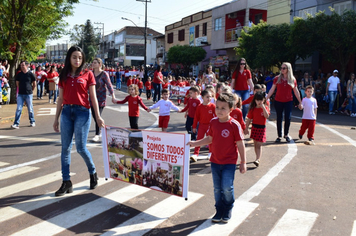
[101,191,204,236]
[189,200,259,236]
[0,171,64,199]
[11,184,151,236]
[267,209,318,236]
[0,161,9,167]
[0,166,39,179]
[351,220,356,236]
[0,178,113,224]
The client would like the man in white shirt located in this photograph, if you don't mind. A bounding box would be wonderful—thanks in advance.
[325,70,342,115]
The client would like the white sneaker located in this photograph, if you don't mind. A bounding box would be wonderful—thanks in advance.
[30,123,36,127]
[92,135,100,143]
[351,113,356,117]
[11,124,19,129]
[190,154,198,162]
[54,101,57,104]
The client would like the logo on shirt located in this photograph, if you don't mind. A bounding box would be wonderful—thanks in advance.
[208,110,213,114]
[133,101,137,104]
[221,129,230,138]
[233,114,237,119]
[193,103,197,107]
[77,78,84,84]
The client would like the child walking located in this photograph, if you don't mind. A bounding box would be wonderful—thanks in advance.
[145,77,152,100]
[112,84,149,129]
[298,85,318,145]
[187,92,246,223]
[191,90,216,162]
[180,86,201,141]
[148,89,180,132]
[244,91,270,167]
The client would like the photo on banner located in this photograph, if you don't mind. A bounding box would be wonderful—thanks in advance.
[101,126,191,198]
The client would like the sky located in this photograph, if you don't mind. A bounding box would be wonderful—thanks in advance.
[47,0,233,45]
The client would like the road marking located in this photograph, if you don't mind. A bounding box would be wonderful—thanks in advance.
[0,179,113,224]
[11,184,150,236]
[0,171,65,199]
[189,201,259,236]
[0,166,39,179]
[106,105,129,113]
[37,108,56,116]
[102,192,203,236]
[0,161,9,167]
[267,209,318,236]
[0,135,60,143]
[351,220,356,236]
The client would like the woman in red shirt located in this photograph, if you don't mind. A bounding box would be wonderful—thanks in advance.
[230,58,254,120]
[152,65,164,103]
[266,62,302,143]
[35,66,47,100]
[47,65,59,104]
[53,46,104,196]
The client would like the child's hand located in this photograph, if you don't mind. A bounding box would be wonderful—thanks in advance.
[186,141,196,147]
[112,97,117,104]
[147,108,151,112]
[244,129,249,135]
[192,128,197,133]
[239,163,247,174]
[298,104,303,110]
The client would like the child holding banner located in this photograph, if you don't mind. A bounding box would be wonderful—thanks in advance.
[187,92,246,223]
[112,84,149,129]
[180,86,201,142]
[191,90,216,162]
[148,89,181,132]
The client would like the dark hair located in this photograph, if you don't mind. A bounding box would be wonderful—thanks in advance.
[217,92,235,109]
[189,86,200,93]
[36,66,42,71]
[233,58,250,74]
[201,90,210,97]
[162,89,169,94]
[254,84,262,90]
[249,91,266,111]
[155,65,161,72]
[59,46,86,82]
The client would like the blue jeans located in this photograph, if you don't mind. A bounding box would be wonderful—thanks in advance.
[328,91,337,112]
[234,90,250,120]
[49,86,58,102]
[116,79,121,89]
[211,162,236,213]
[14,94,35,125]
[152,82,161,102]
[37,81,44,98]
[352,94,356,113]
[60,105,96,181]
[274,100,293,138]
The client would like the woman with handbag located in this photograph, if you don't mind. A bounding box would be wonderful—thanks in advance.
[47,65,59,104]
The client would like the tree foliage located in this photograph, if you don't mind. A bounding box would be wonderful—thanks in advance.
[167,45,207,72]
[0,0,79,103]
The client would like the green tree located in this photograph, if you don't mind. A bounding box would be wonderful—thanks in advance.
[167,45,207,74]
[70,19,99,62]
[0,0,79,103]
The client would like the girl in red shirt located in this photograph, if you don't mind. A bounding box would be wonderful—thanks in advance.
[53,46,104,196]
[113,84,149,129]
[152,65,164,103]
[231,94,245,131]
[138,77,144,96]
[244,91,270,167]
[145,77,152,100]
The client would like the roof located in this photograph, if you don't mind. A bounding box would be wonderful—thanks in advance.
[117,26,163,37]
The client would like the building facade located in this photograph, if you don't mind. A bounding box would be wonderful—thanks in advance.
[46,43,70,63]
[267,0,291,24]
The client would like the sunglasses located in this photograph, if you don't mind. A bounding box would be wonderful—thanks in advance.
[280,67,287,70]
[240,63,246,65]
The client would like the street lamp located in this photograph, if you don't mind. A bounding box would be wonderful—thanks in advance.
[122,17,147,81]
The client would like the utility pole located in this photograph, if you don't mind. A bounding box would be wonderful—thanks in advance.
[136,0,151,81]
[94,22,104,58]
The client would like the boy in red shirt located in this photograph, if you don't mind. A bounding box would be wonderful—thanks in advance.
[138,77,144,97]
[191,90,216,161]
[126,75,133,92]
[145,77,152,100]
[187,92,246,223]
[180,86,201,142]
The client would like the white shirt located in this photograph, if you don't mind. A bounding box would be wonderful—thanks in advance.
[149,99,180,116]
[302,97,318,120]
[327,76,340,91]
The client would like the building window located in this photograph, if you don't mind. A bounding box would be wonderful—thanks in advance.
[298,6,317,19]
[167,32,173,44]
[126,44,145,57]
[214,18,222,31]
[178,29,185,41]
[203,22,207,36]
[195,25,199,38]
[254,13,263,24]
[334,1,352,15]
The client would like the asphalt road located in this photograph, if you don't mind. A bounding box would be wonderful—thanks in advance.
[0,88,356,236]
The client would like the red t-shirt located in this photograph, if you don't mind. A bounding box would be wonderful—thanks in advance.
[171,80,177,86]
[47,71,59,83]
[193,103,216,128]
[178,82,185,87]
[181,97,201,118]
[59,70,96,109]
[185,81,190,86]
[230,108,246,130]
[273,76,297,102]
[232,69,251,91]
[138,81,143,89]
[247,105,270,125]
[116,95,148,117]
[242,95,254,105]
[207,117,244,165]
[127,78,133,86]
[153,71,163,84]
[145,81,152,90]
[162,82,170,89]
[35,71,47,83]
[132,78,139,85]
